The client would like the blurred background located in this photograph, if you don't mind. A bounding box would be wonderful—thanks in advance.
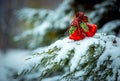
[0,0,63,52]
[0,0,120,81]
[0,0,120,51]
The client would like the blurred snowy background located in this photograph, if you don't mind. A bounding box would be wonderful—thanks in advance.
[0,0,120,81]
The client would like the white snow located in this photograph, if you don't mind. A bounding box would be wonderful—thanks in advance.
[99,20,120,34]
[18,33,120,81]
[94,34,120,81]
[96,35,120,68]
[2,33,119,81]
[33,21,52,36]
[0,48,49,81]
[70,37,105,72]
[0,49,30,81]
[18,54,45,74]
[88,8,107,24]
[88,0,115,24]
[44,37,105,68]
[41,75,61,81]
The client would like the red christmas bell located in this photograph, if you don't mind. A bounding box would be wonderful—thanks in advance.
[69,29,85,41]
[68,12,97,41]
[85,23,97,37]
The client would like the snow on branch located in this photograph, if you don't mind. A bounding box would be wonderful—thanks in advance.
[18,33,120,81]
[88,0,116,24]
[99,20,120,36]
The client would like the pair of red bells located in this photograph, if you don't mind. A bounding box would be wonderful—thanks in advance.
[69,12,97,41]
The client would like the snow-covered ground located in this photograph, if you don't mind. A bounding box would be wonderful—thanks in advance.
[0,49,30,81]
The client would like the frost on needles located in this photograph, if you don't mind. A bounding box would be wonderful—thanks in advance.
[18,33,120,81]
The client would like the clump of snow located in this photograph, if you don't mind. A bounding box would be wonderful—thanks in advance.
[70,37,105,72]
[41,75,61,81]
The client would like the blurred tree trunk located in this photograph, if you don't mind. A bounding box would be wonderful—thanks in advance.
[0,0,25,53]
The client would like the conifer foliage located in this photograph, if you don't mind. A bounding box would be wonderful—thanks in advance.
[18,33,120,81]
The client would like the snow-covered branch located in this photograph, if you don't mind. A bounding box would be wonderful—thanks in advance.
[99,20,120,36]
[18,33,120,81]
